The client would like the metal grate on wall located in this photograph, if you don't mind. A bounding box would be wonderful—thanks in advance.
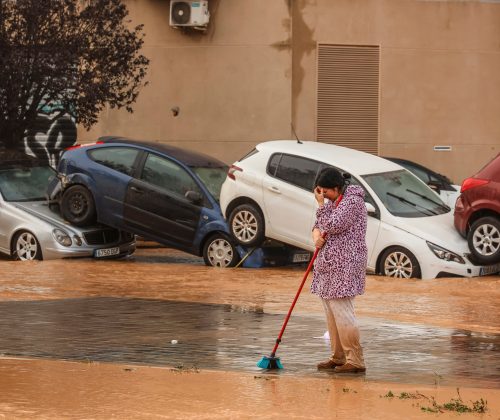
[317,44,380,155]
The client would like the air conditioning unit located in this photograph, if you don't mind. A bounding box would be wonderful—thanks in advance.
[170,1,210,30]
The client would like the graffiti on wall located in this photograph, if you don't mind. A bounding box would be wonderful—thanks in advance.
[24,108,77,168]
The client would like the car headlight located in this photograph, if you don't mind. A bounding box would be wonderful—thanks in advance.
[73,235,82,246]
[52,229,72,247]
[426,241,465,264]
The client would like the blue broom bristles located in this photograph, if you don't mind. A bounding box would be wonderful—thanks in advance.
[257,356,283,369]
[256,357,270,369]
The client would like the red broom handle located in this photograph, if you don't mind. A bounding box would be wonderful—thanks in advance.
[269,193,343,357]
[269,243,321,356]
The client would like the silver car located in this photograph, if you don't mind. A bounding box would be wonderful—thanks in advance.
[0,152,135,260]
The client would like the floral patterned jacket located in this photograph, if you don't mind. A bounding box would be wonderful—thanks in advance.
[310,185,368,299]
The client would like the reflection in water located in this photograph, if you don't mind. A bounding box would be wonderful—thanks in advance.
[0,248,498,336]
[0,297,497,388]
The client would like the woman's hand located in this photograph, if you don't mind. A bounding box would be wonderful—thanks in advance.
[312,228,326,249]
[315,236,326,248]
[314,187,325,206]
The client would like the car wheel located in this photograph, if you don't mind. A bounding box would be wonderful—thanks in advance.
[12,231,42,261]
[228,203,265,247]
[61,185,96,226]
[467,216,500,265]
[203,234,240,268]
[379,246,421,279]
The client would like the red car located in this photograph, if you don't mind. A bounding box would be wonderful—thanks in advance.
[454,153,500,265]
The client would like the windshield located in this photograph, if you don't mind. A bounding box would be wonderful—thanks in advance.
[191,166,228,202]
[362,170,450,217]
[0,166,56,202]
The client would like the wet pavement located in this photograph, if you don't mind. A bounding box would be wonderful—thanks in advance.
[0,295,498,389]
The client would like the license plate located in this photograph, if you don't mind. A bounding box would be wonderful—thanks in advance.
[94,247,120,258]
[292,252,311,263]
[479,263,500,276]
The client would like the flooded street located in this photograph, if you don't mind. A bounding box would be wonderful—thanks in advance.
[0,246,499,418]
[0,297,498,388]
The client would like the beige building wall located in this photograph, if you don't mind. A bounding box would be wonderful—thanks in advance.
[292,0,500,183]
[83,0,500,183]
[84,0,293,164]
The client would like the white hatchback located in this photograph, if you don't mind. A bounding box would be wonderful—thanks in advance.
[220,140,490,279]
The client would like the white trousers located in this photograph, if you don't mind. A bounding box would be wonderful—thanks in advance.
[321,297,365,368]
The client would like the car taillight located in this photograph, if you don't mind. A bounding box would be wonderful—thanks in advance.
[227,164,243,180]
[460,177,490,193]
[65,141,104,151]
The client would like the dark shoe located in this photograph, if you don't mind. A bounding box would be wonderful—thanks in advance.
[333,363,366,374]
[317,359,344,370]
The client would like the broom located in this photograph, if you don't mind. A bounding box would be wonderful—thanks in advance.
[257,192,344,370]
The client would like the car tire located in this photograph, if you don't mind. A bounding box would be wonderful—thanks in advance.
[379,246,421,279]
[467,216,500,265]
[228,203,265,247]
[61,185,96,226]
[203,234,240,268]
[12,231,42,261]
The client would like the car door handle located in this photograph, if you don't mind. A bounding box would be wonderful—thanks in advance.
[267,186,281,194]
[130,186,143,193]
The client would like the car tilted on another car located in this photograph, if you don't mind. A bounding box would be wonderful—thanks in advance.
[454,153,500,267]
[220,140,498,279]
[47,137,240,267]
[0,150,135,261]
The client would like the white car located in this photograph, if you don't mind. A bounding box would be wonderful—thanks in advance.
[220,140,493,279]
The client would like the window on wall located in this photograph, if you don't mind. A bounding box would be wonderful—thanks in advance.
[317,44,380,155]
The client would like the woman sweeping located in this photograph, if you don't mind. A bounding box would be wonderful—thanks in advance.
[311,167,367,373]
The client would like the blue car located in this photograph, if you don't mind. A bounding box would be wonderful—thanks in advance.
[47,137,240,267]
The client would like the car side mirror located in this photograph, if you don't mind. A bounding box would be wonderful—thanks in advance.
[185,190,203,205]
[365,202,376,215]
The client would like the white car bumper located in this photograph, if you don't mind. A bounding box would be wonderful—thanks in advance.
[422,254,499,278]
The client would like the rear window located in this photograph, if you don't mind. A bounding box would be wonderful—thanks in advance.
[267,153,321,191]
[88,147,139,176]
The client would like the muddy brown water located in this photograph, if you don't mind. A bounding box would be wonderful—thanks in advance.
[0,297,497,389]
[0,247,498,390]
[2,357,497,420]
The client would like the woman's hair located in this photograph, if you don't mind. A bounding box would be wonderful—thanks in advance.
[315,167,345,189]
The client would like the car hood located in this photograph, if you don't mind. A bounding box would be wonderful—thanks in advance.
[12,201,85,235]
[391,212,469,255]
